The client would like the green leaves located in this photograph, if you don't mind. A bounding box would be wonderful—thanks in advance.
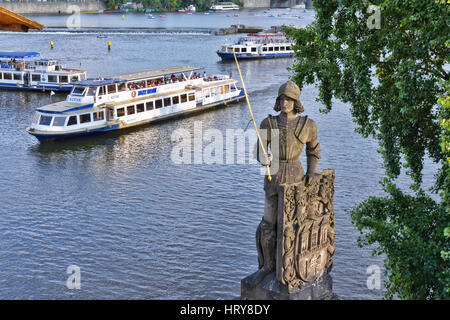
[285,0,449,186]
[286,0,450,299]
[351,181,449,299]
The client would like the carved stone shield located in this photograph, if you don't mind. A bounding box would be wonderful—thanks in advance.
[277,169,335,293]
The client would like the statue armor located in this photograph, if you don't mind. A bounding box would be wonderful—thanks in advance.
[252,81,321,286]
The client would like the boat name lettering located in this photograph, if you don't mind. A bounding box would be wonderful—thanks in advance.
[68,97,82,102]
[138,88,156,96]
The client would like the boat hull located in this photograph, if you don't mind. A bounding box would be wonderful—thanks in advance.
[217,51,293,60]
[0,83,73,92]
[27,92,245,142]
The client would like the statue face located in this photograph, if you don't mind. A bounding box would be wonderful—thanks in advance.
[279,95,295,114]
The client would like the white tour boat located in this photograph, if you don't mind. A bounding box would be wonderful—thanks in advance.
[210,2,240,12]
[27,66,245,142]
[217,33,294,60]
[0,51,86,92]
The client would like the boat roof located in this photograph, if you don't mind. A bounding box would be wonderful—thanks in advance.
[71,78,123,87]
[37,101,95,114]
[111,66,202,81]
[0,51,40,59]
[247,33,286,37]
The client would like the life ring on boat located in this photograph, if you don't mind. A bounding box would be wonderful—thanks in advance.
[131,91,136,98]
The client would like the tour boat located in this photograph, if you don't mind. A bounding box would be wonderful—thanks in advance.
[216,33,294,60]
[0,51,86,92]
[209,2,240,12]
[26,66,245,142]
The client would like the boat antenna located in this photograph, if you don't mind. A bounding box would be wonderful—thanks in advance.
[232,52,272,182]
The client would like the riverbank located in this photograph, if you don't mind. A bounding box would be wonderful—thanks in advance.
[0,1,295,15]
[0,1,106,15]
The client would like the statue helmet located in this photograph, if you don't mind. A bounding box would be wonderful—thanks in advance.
[274,80,304,113]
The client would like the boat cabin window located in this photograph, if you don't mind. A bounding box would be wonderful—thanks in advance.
[251,47,257,52]
[93,111,104,121]
[136,103,145,113]
[99,86,106,96]
[280,46,285,51]
[52,116,66,127]
[172,96,179,105]
[71,75,79,82]
[286,46,291,50]
[224,85,230,93]
[189,93,195,101]
[155,99,163,109]
[241,48,247,53]
[180,94,187,103]
[80,113,91,124]
[48,75,57,83]
[3,73,12,80]
[227,47,234,53]
[13,73,22,80]
[164,97,171,107]
[67,115,78,126]
[127,105,135,115]
[107,84,117,94]
[87,87,97,96]
[72,86,86,96]
[268,47,274,52]
[263,47,267,52]
[118,83,127,92]
[59,75,68,83]
[234,48,240,53]
[32,74,40,82]
[128,81,147,90]
[39,115,52,126]
[146,101,154,111]
[0,73,2,80]
[117,107,125,117]
[274,47,279,51]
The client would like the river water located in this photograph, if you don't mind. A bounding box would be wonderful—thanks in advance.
[0,9,439,299]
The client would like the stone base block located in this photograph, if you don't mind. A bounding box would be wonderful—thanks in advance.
[241,272,334,300]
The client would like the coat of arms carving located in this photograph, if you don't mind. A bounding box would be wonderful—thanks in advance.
[276,169,335,293]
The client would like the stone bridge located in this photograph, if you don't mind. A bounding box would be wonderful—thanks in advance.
[243,0,313,9]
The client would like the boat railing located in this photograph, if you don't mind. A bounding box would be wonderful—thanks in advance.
[204,74,230,82]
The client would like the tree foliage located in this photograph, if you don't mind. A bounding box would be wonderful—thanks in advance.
[285,0,449,299]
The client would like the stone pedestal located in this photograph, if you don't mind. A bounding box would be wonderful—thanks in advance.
[242,273,334,300]
[241,169,336,300]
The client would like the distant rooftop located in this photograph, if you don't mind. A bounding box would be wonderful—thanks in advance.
[0,6,44,32]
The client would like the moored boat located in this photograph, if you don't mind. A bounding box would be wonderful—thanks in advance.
[210,2,240,12]
[26,66,245,142]
[216,33,294,60]
[0,51,86,92]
